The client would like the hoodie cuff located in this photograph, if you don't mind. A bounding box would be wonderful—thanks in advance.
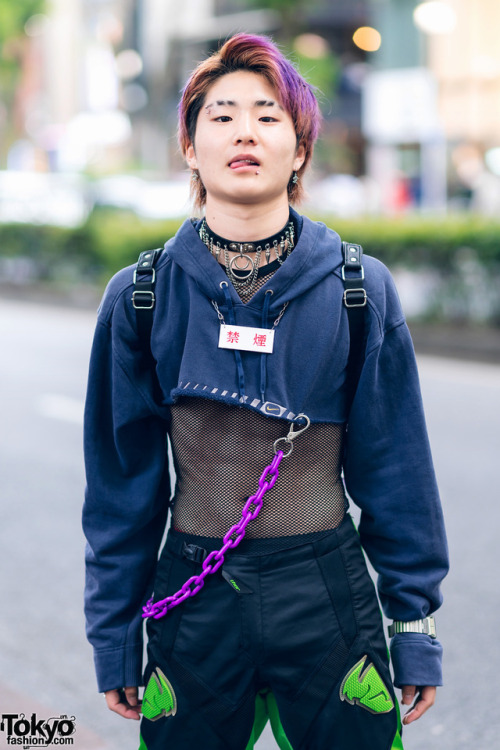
[93,642,144,693]
[390,632,443,688]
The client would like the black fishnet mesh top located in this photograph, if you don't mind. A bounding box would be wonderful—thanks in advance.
[169,235,347,543]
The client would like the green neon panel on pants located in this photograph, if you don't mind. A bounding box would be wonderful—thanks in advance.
[244,689,293,750]
[244,689,405,750]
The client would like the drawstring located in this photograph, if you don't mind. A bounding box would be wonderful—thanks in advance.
[260,290,273,402]
[218,283,276,403]
[221,283,246,400]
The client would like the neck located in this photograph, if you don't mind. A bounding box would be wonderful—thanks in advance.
[203,195,290,242]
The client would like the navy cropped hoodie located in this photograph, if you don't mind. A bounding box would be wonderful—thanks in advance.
[83,211,449,693]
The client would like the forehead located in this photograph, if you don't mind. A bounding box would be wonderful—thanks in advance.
[203,70,282,109]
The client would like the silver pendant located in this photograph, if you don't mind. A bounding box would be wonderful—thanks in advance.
[228,253,254,280]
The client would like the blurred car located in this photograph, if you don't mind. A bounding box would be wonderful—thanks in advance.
[92,174,192,219]
[305,174,368,216]
[0,170,91,227]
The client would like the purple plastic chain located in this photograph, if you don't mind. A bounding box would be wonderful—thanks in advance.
[143,414,310,620]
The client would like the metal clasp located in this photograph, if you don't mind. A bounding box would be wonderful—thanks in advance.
[423,616,437,638]
[286,414,311,440]
[343,288,367,308]
[133,267,156,284]
[132,290,155,309]
[273,413,311,457]
[341,265,365,282]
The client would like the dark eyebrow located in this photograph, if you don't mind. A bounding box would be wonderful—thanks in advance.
[204,99,283,111]
[204,100,236,111]
[255,100,282,109]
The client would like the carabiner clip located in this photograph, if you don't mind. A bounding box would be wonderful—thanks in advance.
[286,414,311,442]
[273,413,311,457]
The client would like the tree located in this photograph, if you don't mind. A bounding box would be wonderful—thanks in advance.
[0,0,45,42]
[244,0,339,112]
[245,0,313,40]
[0,0,46,164]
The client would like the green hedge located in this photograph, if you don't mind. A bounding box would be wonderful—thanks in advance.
[315,215,500,271]
[1,210,500,281]
[0,212,181,282]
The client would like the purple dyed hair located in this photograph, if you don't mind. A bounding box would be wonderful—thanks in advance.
[178,33,322,208]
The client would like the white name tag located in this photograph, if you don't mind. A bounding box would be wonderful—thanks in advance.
[219,324,274,354]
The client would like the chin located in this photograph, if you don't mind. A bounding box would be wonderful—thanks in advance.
[223,185,287,206]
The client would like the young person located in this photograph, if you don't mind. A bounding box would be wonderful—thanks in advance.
[83,33,449,750]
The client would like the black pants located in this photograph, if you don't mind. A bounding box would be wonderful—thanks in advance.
[140,515,403,750]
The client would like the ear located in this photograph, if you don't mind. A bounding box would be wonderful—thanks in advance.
[293,141,306,172]
[185,142,197,170]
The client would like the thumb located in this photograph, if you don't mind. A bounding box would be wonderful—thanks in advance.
[401,685,416,706]
[124,686,139,706]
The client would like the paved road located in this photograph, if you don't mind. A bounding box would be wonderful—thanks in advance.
[0,298,499,750]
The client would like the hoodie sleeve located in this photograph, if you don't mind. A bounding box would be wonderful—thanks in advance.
[342,260,449,688]
[82,276,171,693]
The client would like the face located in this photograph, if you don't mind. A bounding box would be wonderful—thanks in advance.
[185,70,305,210]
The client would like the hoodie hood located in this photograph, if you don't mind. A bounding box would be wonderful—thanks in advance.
[162,210,345,405]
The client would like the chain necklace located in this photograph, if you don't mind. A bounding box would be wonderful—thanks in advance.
[199,219,295,294]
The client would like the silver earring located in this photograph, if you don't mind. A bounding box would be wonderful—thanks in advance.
[292,171,299,184]
[191,170,199,181]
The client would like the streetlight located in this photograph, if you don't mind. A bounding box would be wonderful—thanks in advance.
[413,1,457,35]
[352,27,382,53]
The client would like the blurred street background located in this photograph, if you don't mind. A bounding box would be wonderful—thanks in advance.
[1,1,500,748]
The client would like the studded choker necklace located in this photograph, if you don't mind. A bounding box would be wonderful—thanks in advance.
[199,218,295,293]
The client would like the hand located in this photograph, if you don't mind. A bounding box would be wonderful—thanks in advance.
[104,687,141,720]
[400,685,436,725]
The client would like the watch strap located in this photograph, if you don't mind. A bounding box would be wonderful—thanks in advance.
[387,615,437,639]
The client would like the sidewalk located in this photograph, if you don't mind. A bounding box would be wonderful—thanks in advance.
[409,322,500,364]
[2,282,500,364]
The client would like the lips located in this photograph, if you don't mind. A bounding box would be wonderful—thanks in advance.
[229,154,261,169]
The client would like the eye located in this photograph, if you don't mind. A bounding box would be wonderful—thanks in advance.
[214,115,232,122]
[259,116,278,123]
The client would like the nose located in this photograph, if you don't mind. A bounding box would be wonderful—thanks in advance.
[232,112,258,145]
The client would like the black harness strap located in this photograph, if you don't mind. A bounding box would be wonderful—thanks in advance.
[341,241,367,414]
[132,248,162,352]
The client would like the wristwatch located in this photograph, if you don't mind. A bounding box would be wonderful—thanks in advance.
[387,615,437,639]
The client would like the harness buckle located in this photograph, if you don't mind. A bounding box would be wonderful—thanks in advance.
[182,543,208,564]
[132,290,155,310]
[343,288,367,308]
[133,267,156,284]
